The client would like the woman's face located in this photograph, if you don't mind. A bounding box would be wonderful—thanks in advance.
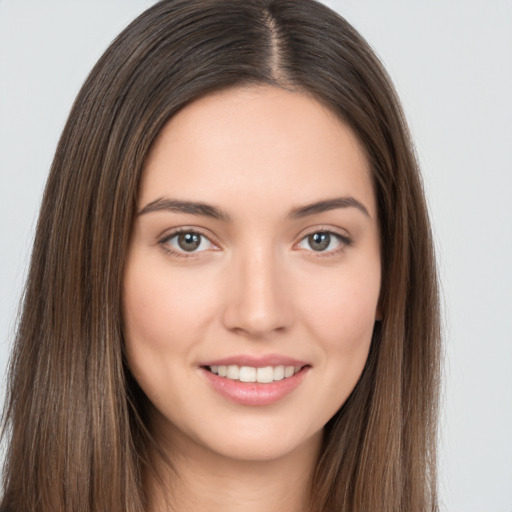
[123,86,381,462]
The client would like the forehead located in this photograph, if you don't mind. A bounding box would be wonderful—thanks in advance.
[140,85,376,219]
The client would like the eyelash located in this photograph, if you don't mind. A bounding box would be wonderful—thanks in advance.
[158,227,352,259]
[295,228,353,258]
[158,227,218,259]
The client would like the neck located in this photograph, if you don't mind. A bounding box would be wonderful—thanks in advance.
[145,426,322,512]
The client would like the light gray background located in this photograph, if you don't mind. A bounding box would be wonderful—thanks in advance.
[1,1,511,511]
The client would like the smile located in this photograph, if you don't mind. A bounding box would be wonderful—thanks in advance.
[201,361,310,406]
[207,364,302,383]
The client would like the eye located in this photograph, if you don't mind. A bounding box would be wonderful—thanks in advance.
[160,230,216,255]
[297,231,351,253]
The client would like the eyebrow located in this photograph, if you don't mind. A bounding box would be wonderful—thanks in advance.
[138,198,232,221]
[289,196,370,219]
[138,195,370,221]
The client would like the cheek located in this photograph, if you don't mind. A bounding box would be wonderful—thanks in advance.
[122,259,217,406]
[123,260,218,352]
[123,269,174,353]
[300,265,380,352]
[300,268,380,421]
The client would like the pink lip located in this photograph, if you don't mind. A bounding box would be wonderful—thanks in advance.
[200,354,309,368]
[199,365,310,407]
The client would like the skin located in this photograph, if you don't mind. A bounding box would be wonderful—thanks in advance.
[123,85,381,512]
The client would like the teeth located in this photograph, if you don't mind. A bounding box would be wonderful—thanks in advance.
[239,366,256,382]
[208,364,302,383]
[273,365,285,381]
[226,365,239,379]
[256,366,273,383]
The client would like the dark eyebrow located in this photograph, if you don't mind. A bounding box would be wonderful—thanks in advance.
[139,195,370,222]
[138,197,232,222]
[288,197,370,219]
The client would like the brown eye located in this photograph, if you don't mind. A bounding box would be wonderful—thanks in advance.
[177,232,201,252]
[297,230,351,255]
[161,230,215,255]
[308,232,331,251]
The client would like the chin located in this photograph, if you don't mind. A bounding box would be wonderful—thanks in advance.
[200,427,323,464]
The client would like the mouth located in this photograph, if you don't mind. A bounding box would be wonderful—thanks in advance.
[199,360,311,406]
[204,364,305,384]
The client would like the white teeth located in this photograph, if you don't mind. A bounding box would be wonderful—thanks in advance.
[256,366,274,383]
[239,366,256,382]
[208,364,302,383]
[273,365,285,381]
[226,365,239,379]
[284,366,295,378]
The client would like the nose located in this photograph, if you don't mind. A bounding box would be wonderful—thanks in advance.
[221,246,293,339]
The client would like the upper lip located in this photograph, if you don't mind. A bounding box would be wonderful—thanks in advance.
[200,354,310,368]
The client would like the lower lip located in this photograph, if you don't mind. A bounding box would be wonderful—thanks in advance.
[200,367,310,406]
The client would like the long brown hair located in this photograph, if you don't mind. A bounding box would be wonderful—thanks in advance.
[1,1,441,510]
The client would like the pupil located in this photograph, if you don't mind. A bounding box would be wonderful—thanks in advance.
[309,232,330,251]
[178,232,201,251]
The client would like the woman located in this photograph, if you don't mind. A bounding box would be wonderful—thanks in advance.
[0,1,441,511]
